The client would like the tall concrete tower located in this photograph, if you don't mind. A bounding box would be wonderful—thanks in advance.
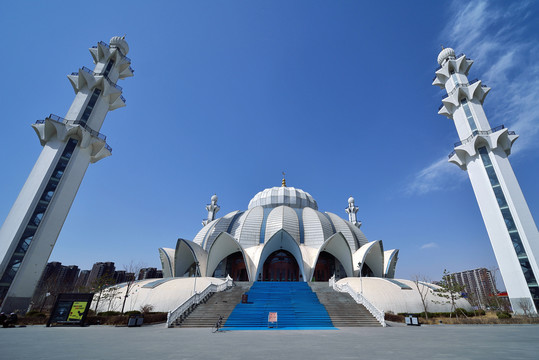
[0,36,133,312]
[433,47,539,314]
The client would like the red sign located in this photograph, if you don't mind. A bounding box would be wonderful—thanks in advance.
[268,312,278,323]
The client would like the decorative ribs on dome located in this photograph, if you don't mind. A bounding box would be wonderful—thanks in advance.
[248,186,318,210]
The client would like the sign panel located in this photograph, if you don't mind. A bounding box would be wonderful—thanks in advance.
[47,293,94,327]
[67,301,88,321]
[268,312,278,323]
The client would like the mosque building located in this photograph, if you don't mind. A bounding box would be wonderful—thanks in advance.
[159,177,399,284]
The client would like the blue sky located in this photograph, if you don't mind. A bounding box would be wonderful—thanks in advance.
[1,1,538,287]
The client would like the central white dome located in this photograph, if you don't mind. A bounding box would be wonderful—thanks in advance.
[247,186,318,210]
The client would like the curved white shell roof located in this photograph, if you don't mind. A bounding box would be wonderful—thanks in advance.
[193,205,368,252]
[339,278,472,314]
[248,186,318,210]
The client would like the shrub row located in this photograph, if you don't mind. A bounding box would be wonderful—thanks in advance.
[396,308,486,319]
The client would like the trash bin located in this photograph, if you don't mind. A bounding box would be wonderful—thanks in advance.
[241,294,248,303]
[127,314,144,327]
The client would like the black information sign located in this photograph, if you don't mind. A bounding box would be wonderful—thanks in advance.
[46,293,94,327]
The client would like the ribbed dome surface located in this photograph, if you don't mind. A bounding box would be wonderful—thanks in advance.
[248,187,318,210]
[193,205,368,252]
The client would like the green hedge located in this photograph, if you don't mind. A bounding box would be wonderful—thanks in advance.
[398,309,486,318]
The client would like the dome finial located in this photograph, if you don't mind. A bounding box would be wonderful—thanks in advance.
[281,171,286,187]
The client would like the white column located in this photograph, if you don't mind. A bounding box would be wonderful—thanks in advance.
[433,48,539,314]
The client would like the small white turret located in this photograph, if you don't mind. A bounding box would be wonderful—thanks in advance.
[202,194,220,226]
[345,196,361,228]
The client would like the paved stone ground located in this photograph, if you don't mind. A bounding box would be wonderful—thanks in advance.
[1,323,539,359]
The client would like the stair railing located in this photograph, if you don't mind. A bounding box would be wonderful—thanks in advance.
[167,275,234,328]
[329,275,386,327]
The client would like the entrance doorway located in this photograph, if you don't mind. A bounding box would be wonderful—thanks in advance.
[262,250,300,281]
[313,251,347,281]
[212,252,248,281]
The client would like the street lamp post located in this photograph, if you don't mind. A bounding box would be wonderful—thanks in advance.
[358,262,363,295]
[193,261,200,296]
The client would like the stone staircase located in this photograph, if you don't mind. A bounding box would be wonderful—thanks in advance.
[173,282,252,328]
[224,282,334,329]
[309,282,382,327]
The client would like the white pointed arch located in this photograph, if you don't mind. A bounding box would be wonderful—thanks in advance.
[310,232,354,280]
[206,232,253,281]
[303,207,333,248]
[325,212,357,250]
[255,229,306,282]
[174,239,208,277]
[352,240,384,277]
[158,247,175,278]
[383,249,399,279]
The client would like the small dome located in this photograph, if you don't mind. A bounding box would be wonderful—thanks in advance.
[248,187,318,210]
[211,194,218,202]
[110,36,129,55]
[348,196,355,204]
[437,47,455,65]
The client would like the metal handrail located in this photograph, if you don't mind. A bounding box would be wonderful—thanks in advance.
[166,276,234,328]
[443,78,482,100]
[104,74,123,91]
[329,275,386,327]
[36,115,111,145]
[120,95,126,103]
[454,125,505,147]
[449,125,511,158]
[46,113,107,141]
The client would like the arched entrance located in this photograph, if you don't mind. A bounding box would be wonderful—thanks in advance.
[313,251,346,281]
[262,250,299,281]
[212,252,248,281]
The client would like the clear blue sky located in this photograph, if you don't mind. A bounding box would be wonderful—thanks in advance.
[1,1,538,287]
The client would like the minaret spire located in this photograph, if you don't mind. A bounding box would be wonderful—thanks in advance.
[0,36,133,312]
[202,194,220,226]
[433,47,539,315]
[345,196,361,228]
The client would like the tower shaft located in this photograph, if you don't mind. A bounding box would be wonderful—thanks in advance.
[434,48,539,314]
[0,37,133,312]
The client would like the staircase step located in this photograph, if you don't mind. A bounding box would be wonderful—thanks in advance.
[309,282,381,327]
[224,282,333,329]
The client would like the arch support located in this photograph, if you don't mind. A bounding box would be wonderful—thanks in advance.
[206,232,253,281]
[255,229,306,282]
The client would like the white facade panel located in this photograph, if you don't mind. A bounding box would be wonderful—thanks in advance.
[205,211,240,250]
[237,207,264,248]
[325,212,356,250]
[302,208,326,248]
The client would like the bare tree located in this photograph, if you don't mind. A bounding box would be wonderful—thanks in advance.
[120,261,144,314]
[488,266,502,310]
[433,269,466,318]
[90,274,115,313]
[518,299,533,317]
[412,274,432,319]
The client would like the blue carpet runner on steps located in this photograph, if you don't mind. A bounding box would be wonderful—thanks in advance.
[223,282,335,330]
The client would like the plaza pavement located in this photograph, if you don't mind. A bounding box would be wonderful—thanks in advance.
[1,323,538,359]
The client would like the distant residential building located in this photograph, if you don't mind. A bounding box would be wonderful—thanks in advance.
[138,267,163,280]
[87,262,116,287]
[37,262,79,293]
[448,268,497,308]
[114,270,126,284]
[76,270,91,289]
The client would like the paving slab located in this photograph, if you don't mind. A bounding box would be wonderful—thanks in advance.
[1,323,539,360]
